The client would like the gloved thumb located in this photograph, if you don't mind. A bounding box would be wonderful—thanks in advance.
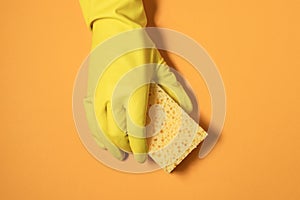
[155,63,193,113]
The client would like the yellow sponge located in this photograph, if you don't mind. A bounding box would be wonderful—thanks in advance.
[147,84,207,173]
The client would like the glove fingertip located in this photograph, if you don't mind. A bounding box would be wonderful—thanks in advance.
[106,145,126,161]
[133,153,148,163]
[117,152,127,161]
[94,139,106,149]
[183,98,193,114]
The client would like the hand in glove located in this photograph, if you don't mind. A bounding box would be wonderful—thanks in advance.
[80,0,193,163]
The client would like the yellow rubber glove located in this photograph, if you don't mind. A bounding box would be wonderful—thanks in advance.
[80,0,193,163]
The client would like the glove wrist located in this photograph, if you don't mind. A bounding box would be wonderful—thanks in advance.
[79,0,147,30]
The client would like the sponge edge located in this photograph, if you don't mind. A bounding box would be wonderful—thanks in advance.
[147,84,207,173]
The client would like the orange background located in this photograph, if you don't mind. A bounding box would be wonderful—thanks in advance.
[1,0,300,199]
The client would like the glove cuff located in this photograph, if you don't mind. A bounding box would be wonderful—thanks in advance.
[79,0,147,30]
